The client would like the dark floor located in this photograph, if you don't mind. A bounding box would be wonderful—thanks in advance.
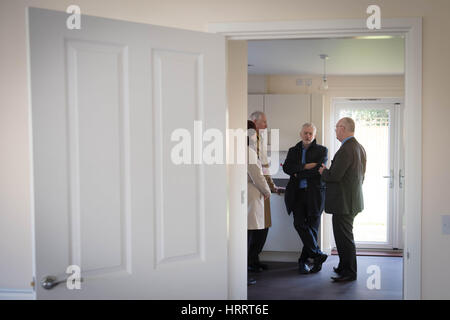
[248,255,402,300]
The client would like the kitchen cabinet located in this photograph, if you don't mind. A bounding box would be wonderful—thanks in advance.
[248,94,320,151]
[247,94,264,117]
[264,94,311,151]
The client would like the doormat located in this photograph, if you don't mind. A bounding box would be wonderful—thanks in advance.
[331,249,403,257]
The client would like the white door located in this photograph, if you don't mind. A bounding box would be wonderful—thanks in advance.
[29,8,227,299]
[332,99,403,249]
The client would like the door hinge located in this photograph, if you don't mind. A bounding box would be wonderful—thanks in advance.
[399,169,405,189]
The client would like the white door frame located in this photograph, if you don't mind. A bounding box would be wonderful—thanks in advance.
[209,17,422,300]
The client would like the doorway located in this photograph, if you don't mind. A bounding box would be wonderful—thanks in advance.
[211,17,422,299]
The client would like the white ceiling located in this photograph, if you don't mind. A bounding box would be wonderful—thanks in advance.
[247,37,404,76]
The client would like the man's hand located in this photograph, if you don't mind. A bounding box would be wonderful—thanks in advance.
[319,164,327,175]
[271,186,281,195]
[264,193,271,200]
[275,187,283,195]
[304,163,318,170]
[276,187,286,194]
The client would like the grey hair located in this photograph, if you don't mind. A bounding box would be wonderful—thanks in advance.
[249,111,265,122]
[340,117,356,133]
[301,122,317,134]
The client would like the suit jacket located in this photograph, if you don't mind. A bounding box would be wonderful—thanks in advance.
[283,139,328,216]
[321,137,367,215]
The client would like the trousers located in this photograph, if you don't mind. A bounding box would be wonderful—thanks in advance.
[292,188,322,263]
[332,213,357,277]
[248,228,269,266]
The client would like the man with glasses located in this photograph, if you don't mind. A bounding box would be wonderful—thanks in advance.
[319,117,367,282]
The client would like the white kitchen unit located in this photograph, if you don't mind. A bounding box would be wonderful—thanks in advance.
[248,94,322,151]
[247,94,264,116]
[263,152,301,253]
[264,94,310,151]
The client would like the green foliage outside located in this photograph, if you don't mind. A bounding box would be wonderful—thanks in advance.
[340,108,390,126]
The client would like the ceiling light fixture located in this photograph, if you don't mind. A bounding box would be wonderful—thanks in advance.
[319,54,329,90]
[353,35,395,40]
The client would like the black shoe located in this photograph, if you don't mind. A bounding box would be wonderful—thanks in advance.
[331,274,357,282]
[298,263,311,274]
[310,253,328,273]
[248,265,263,273]
[247,278,257,285]
[257,263,269,270]
[333,266,342,274]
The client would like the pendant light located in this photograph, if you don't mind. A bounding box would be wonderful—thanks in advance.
[319,54,329,90]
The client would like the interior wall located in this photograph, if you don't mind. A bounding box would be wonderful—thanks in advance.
[226,40,248,300]
[1,0,450,299]
[248,75,267,94]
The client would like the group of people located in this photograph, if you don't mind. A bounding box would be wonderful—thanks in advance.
[247,111,366,285]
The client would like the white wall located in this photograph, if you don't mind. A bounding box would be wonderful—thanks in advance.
[1,0,450,299]
[248,75,267,94]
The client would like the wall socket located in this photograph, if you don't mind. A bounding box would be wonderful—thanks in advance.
[296,79,312,86]
[442,215,450,235]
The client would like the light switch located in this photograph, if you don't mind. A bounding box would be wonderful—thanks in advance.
[442,215,450,235]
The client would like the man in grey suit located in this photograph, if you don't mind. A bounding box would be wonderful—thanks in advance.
[319,117,366,282]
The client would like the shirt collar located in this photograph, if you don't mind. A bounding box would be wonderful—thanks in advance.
[341,136,355,145]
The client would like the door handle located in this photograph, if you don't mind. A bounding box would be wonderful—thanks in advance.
[382,170,394,188]
[40,275,84,290]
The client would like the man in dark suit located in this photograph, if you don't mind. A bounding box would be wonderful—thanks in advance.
[319,117,366,282]
[283,123,328,274]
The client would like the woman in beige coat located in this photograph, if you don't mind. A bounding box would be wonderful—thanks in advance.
[247,121,271,273]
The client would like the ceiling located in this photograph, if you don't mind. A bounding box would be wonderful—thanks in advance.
[247,37,404,76]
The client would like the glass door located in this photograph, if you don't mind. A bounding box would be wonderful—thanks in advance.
[333,99,402,249]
